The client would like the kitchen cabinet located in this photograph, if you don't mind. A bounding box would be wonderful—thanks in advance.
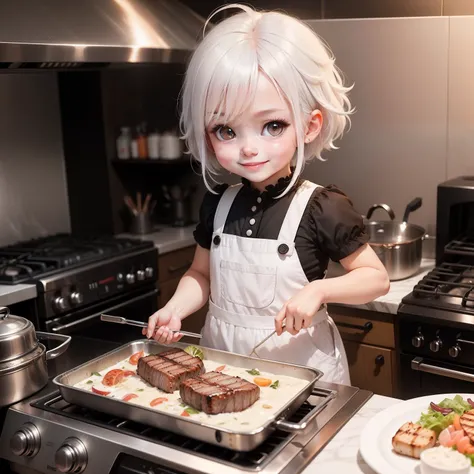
[157,245,208,342]
[328,304,398,397]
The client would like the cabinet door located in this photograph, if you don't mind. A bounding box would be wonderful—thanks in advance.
[158,246,195,283]
[344,341,394,397]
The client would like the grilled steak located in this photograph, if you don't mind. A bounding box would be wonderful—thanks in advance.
[392,422,436,459]
[180,371,260,414]
[137,348,205,393]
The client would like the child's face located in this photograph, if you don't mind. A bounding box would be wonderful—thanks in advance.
[206,73,297,190]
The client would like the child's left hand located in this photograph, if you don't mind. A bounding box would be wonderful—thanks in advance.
[275,282,324,336]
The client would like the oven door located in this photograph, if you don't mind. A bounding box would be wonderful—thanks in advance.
[400,353,474,399]
[44,284,158,344]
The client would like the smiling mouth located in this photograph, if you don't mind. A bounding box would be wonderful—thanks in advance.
[240,161,269,168]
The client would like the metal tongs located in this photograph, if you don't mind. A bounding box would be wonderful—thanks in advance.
[249,322,286,358]
[100,314,202,339]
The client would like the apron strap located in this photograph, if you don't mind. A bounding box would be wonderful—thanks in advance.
[277,180,320,243]
[213,184,243,234]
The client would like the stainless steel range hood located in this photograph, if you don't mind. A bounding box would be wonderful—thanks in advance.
[0,0,206,70]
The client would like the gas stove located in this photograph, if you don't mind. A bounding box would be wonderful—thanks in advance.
[0,234,154,285]
[0,381,371,474]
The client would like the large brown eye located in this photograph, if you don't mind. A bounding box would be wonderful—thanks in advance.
[216,126,235,141]
[263,121,287,137]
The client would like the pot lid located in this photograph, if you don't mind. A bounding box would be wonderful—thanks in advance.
[0,307,31,337]
[0,306,38,362]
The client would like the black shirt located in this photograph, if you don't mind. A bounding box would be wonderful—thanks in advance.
[193,175,369,282]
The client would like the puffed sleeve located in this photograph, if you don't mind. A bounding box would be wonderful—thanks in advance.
[309,185,369,262]
[193,184,229,249]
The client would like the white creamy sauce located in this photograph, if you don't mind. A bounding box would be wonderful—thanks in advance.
[420,446,471,473]
[74,355,309,432]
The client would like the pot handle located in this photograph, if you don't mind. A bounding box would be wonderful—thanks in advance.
[36,331,71,360]
[402,197,422,223]
[272,388,336,433]
[365,204,395,221]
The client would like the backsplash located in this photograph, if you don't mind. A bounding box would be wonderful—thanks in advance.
[0,74,70,246]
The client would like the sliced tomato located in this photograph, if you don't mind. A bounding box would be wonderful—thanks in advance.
[180,410,190,417]
[129,350,144,366]
[122,393,139,402]
[102,369,125,386]
[456,436,471,454]
[150,397,168,407]
[92,386,110,396]
[123,370,136,377]
[215,365,226,372]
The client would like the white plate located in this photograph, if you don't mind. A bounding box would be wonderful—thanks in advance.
[360,393,474,474]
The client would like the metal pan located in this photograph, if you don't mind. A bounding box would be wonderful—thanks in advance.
[53,339,327,452]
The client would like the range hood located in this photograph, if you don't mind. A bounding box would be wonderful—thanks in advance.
[0,0,206,70]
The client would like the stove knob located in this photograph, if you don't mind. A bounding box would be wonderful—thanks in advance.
[53,296,67,312]
[136,270,145,281]
[10,422,41,457]
[430,339,443,353]
[145,266,154,278]
[412,335,424,348]
[117,273,124,283]
[126,273,135,284]
[449,344,461,358]
[55,438,88,473]
[69,291,83,306]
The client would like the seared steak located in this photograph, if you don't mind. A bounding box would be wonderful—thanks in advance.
[180,371,260,414]
[137,348,204,393]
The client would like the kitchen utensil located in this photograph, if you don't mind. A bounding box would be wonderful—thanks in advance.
[0,306,70,407]
[365,197,425,281]
[130,212,153,235]
[162,184,195,227]
[123,195,138,216]
[100,314,202,339]
[249,323,286,358]
[53,339,326,451]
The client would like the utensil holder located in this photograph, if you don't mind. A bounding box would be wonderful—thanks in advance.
[130,213,153,235]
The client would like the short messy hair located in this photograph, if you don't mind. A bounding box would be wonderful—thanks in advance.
[179,3,354,194]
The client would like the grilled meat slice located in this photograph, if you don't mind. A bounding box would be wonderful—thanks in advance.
[180,371,260,414]
[137,348,204,393]
[460,410,474,441]
[392,422,436,459]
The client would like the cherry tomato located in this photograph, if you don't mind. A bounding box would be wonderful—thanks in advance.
[123,370,136,377]
[129,350,144,365]
[215,365,226,372]
[150,397,168,407]
[122,393,139,402]
[102,369,125,386]
[92,386,110,396]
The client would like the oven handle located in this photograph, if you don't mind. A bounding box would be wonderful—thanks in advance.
[411,357,474,383]
[50,289,158,333]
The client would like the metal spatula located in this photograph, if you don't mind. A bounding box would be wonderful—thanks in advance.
[100,314,202,339]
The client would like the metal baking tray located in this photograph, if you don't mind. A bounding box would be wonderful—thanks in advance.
[53,339,328,451]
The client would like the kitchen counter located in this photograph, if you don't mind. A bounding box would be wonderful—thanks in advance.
[327,258,435,314]
[303,392,400,473]
[0,283,36,307]
[119,225,196,255]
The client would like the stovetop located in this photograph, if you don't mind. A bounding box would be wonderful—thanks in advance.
[401,260,474,315]
[0,234,154,284]
[0,381,371,474]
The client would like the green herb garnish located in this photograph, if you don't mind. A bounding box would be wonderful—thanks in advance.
[246,368,260,376]
[86,380,93,384]
[270,380,280,389]
[185,407,200,415]
[91,372,101,377]
[137,389,144,392]
[184,346,204,360]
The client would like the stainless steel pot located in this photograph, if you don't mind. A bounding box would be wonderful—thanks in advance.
[0,306,70,407]
[365,197,425,281]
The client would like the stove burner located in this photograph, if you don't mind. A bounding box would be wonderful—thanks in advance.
[0,234,154,284]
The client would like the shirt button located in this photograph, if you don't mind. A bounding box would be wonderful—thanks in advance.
[257,197,262,203]
[249,218,256,225]
[278,243,289,255]
[213,235,221,246]
[246,229,252,237]
[251,206,257,212]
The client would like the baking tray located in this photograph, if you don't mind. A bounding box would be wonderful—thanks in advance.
[53,340,329,451]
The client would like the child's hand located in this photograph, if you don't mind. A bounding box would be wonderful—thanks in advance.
[275,283,325,336]
[143,306,183,344]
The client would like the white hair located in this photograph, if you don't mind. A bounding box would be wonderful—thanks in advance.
[179,3,354,195]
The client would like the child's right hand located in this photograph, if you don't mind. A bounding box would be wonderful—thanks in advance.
[143,306,183,344]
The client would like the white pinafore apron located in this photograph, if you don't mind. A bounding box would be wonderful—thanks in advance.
[200,180,351,385]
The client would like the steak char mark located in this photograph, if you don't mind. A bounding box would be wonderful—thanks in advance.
[180,371,260,414]
[137,348,205,393]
